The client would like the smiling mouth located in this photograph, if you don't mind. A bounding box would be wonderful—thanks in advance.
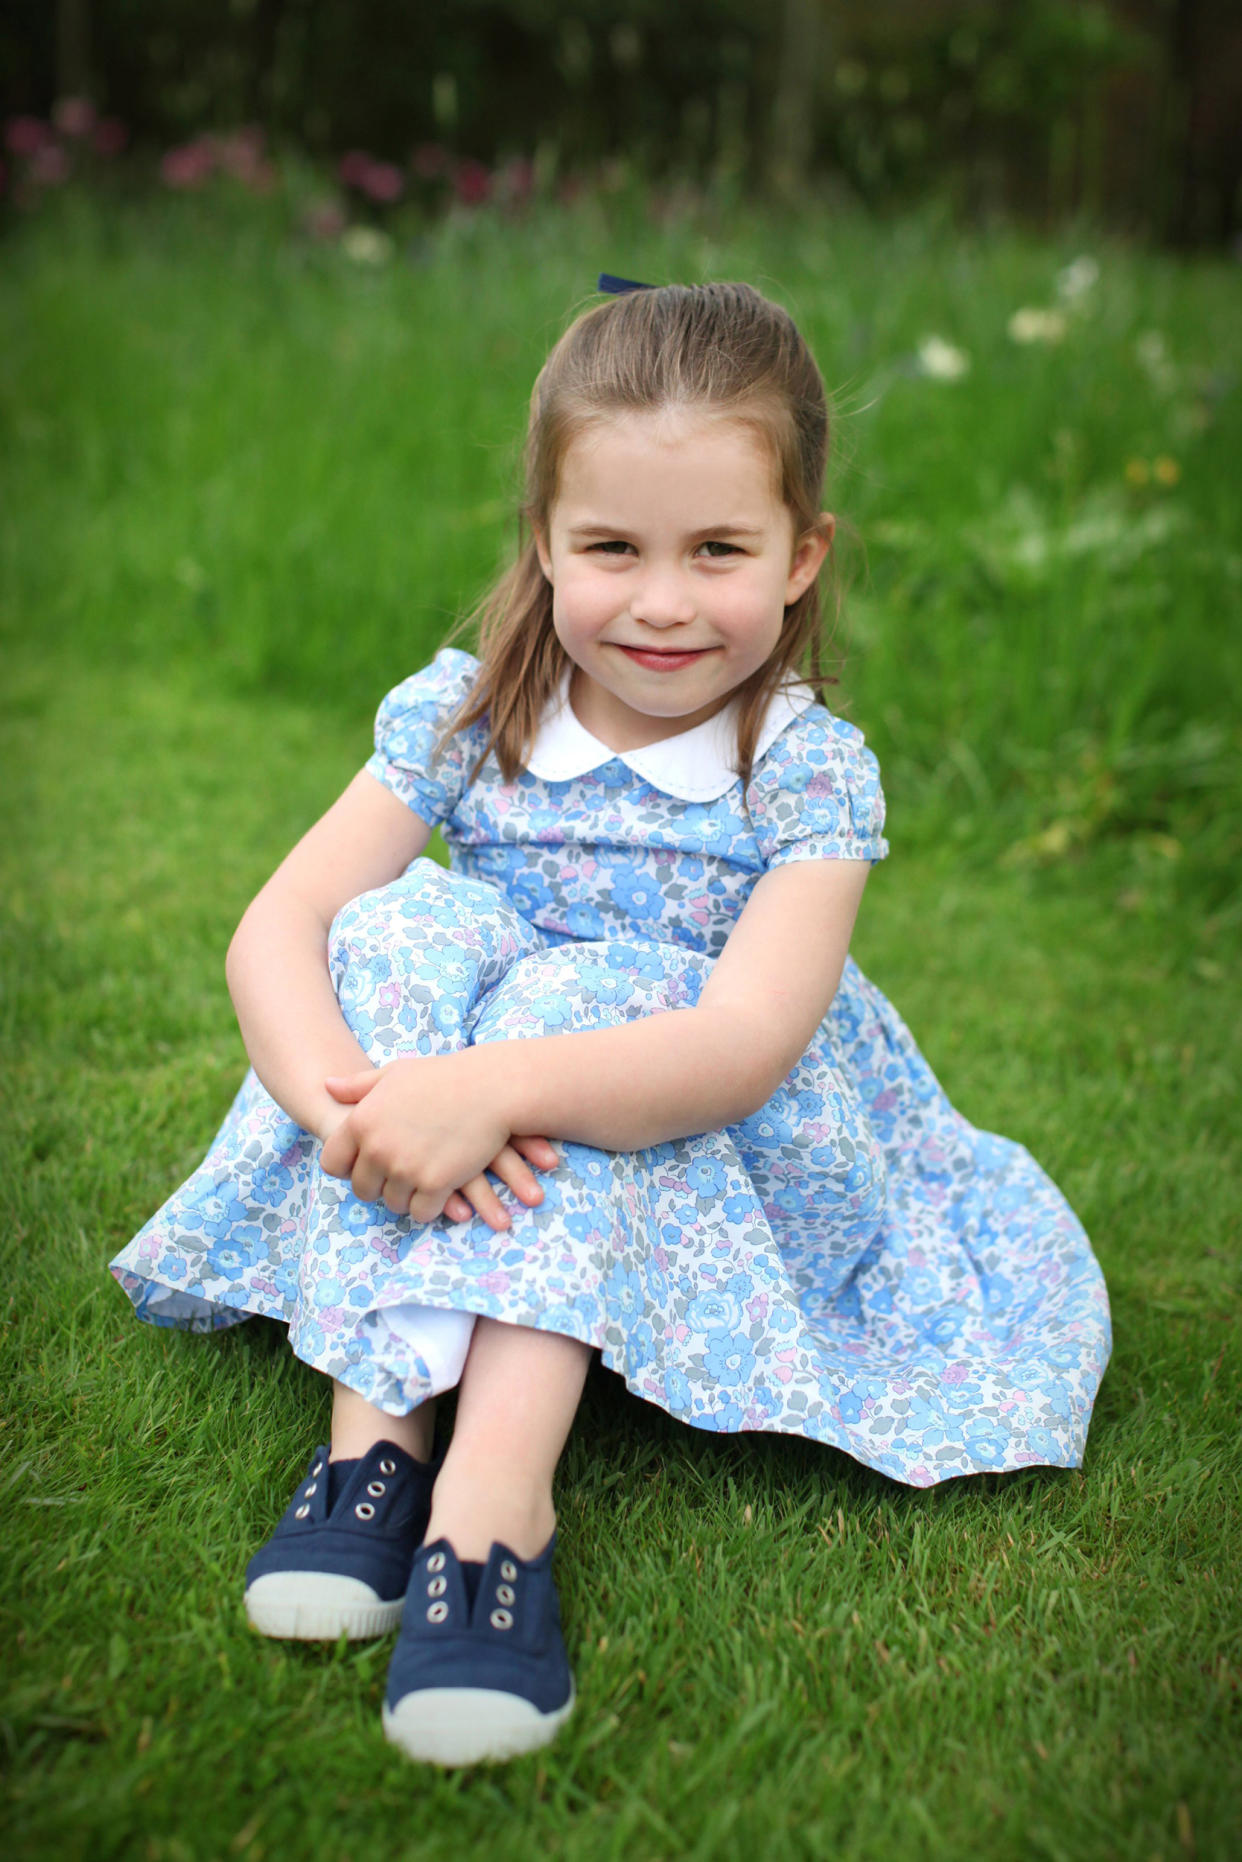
[612,645,715,671]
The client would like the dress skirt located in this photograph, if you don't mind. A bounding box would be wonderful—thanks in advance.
[110,862,1111,1487]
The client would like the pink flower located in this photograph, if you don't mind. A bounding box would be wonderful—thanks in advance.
[30,143,70,186]
[5,116,52,156]
[93,117,128,156]
[53,96,96,138]
[217,126,274,191]
[338,149,373,188]
[161,140,215,189]
[361,160,403,203]
[304,200,346,241]
[339,150,403,202]
[494,156,534,204]
[411,141,448,179]
[453,158,491,206]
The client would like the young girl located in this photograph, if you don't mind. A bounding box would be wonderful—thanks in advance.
[111,279,1111,1768]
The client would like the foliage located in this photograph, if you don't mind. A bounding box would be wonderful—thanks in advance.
[2,187,1237,927]
[3,0,1239,240]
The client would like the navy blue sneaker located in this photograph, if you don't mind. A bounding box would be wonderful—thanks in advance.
[382,1536,575,1765]
[244,1441,437,1641]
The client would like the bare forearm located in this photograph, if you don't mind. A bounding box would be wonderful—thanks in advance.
[483,1007,791,1153]
[226,891,369,1139]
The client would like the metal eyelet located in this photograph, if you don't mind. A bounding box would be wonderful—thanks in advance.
[366,1480,385,1498]
[495,1583,515,1606]
[499,1560,517,1582]
[427,1576,447,1598]
[490,1607,513,1631]
[295,1504,310,1520]
[379,1458,396,1476]
[354,1501,375,1521]
[427,1601,449,1624]
[427,1552,446,1574]
[304,1482,317,1498]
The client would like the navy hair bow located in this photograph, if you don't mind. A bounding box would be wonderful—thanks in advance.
[597,273,653,295]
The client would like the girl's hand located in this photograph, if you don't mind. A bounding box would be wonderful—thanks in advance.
[319,1058,557,1232]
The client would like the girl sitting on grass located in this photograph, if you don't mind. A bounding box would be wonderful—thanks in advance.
[112,279,1111,1767]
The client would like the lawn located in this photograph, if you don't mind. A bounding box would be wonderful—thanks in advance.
[1,190,1239,1861]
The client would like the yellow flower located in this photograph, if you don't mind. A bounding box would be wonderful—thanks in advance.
[1152,455,1181,486]
[1124,458,1150,487]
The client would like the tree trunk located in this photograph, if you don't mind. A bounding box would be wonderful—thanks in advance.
[767,0,822,195]
[56,0,91,99]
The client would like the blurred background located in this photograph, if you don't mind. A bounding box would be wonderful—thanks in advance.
[1,2,1239,932]
[3,0,1241,244]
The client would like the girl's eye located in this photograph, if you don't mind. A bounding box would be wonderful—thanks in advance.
[698,540,740,558]
[589,539,634,556]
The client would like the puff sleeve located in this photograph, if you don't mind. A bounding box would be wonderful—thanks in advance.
[747,704,889,868]
[364,647,487,828]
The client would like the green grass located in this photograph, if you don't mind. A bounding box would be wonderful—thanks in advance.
[1,193,1240,1860]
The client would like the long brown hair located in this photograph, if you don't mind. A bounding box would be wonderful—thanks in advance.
[450,282,835,789]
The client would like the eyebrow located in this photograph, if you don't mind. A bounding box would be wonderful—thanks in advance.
[566,522,766,541]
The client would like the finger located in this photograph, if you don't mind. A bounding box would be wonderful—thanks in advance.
[350,1158,386,1205]
[320,1127,359,1181]
[381,1175,417,1217]
[456,1174,510,1232]
[324,1070,379,1104]
[443,1191,474,1223]
[407,1188,450,1228]
[489,1144,544,1207]
[511,1135,559,1172]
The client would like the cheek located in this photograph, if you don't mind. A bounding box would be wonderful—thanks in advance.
[713,569,788,633]
[555,567,616,629]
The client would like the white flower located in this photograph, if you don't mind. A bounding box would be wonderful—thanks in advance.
[341,225,393,266]
[1008,307,1068,345]
[1056,255,1099,302]
[916,335,970,381]
[1134,330,1178,394]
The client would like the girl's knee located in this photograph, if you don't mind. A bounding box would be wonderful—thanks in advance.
[470,937,712,1043]
[328,863,534,977]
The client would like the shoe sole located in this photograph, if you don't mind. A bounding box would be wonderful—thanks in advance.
[382,1685,575,1766]
[245,1572,404,1640]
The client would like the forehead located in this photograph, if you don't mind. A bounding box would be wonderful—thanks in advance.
[554,408,782,510]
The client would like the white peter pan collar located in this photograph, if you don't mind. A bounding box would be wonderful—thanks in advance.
[525,672,817,802]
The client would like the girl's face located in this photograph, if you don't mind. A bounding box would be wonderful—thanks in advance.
[535,410,831,751]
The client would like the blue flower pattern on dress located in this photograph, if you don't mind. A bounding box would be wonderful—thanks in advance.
[111,649,1111,1486]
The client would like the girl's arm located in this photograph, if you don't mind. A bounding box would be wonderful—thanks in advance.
[226,769,555,1228]
[322,857,870,1221]
[225,770,433,1139]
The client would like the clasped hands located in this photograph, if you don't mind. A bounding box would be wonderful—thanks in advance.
[319,1050,556,1233]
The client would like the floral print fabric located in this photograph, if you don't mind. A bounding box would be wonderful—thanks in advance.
[111,651,1111,1485]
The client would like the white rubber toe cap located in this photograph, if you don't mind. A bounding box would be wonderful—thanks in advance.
[382,1685,575,1766]
[245,1571,403,1641]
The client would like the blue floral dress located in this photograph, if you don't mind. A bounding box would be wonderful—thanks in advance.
[111,649,1111,1486]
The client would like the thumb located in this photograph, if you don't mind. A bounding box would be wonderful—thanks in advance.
[324,1069,379,1104]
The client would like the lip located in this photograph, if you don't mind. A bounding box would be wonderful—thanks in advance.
[612,645,714,672]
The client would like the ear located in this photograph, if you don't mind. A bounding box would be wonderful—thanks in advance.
[784,513,833,606]
[533,523,553,584]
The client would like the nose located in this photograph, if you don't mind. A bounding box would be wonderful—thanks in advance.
[629,566,696,629]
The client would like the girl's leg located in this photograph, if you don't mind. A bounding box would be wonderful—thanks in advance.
[331,1381,436,1464]
[425,1319,592,1559]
